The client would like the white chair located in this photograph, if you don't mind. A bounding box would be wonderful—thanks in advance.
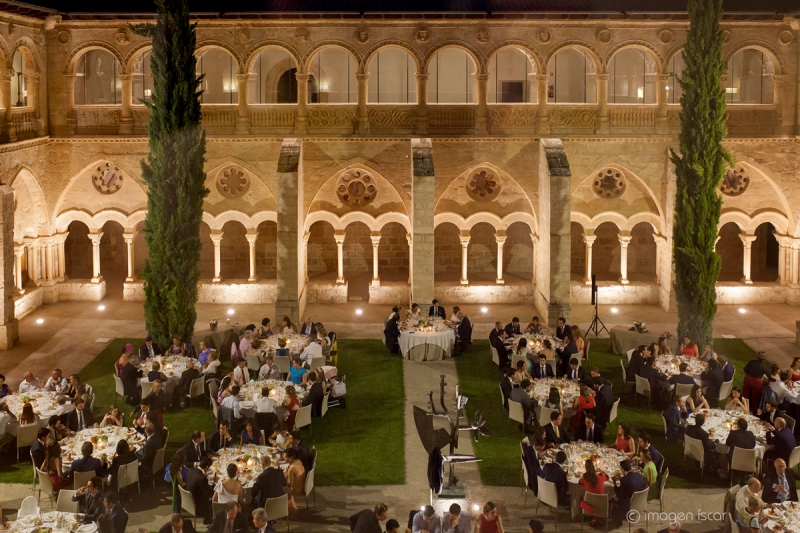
[265,494,289,533]
[153,446,166,478]
[511,354,527,370]
[73,469,94,490]
[309,355,326,371]
[304,466,316,508]
[719,379,733,403]
[537,406,559,428]
[626,349,635,362]
[295,404,312,433]
[113,374,125,405]
[635,375,651,407]
[212,501,227,517]
[628,488,649,532]
[652,467,669,511]
[118,461,140,494]
[675,382,694,398]
[178,485,198,527]
[683,434,706,478]
[785,415,797,434]
[35,467,55,508]
[274,356,291,377]
[620,359,630,384]
[16,423,38,462]
[18,495,40,517]
[210,395,219,420]
[609,398,620,424]
[581,492,609,533]
[789,445,800,470]
[490,346,499,366]
[729,513,741,533]
[730,447,758,486]
[188,376,205,406]
[56,490,80,512]
[724,485,741,533]
[508,400,526,427]
[140,380,154,399]
[321,392,330,418]
[247,353,262,376]
[535,478,562,531]
[499,384,506,408]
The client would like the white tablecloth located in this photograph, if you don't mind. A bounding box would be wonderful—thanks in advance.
[764,500,800,532]
[689,409,767,459]
[5,391,74,435]
[208,445,289,488]
[653,355,707,382]
[5,511,97,533]
[60,426,145,472]
[399,330,454,360]
[529,378,581,420]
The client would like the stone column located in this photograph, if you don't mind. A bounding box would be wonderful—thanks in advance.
[740,233,757,285]
[64,74,78,135]
[652,233,667,285]
[39,244,46,281]
[596,73,609,134]
[89,232,103,283]
[356,73,369,134]
[119,74,133,134]
[276,139,304,324]
[25,74,39,117]
[295,73,309,135]
[0,69,16,142]
[334,231,346,284]
[777,236,789,285]
[411,138,435,305]
[303,231,310,282]
[236,73,250,134]
[656,73,669,133]
[14,244,24,293]
[0,186,18,349]
[24,237,37,283]
[246,230,258,282]
[459,231,470,285]
[772,74,784,127]
[476,73,489,134]
[123,232,136,282]
[618,232,632,285]
[530,232,538,284]
[406,233,413,285]
[44,240,54,281]
[495,230,507,284]
[370,232,381,287]
[583,233,596,285]
[792,243,800,286]
[415,74,429,135]
[536,74,550,134]
[210,231,223,283]
[57,233,67,281]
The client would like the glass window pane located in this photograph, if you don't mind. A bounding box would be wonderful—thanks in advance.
[248,48,296,104]
[367,48,417,104]
[487,47,537,104]
[308,48,357,104]
[609,48,656,104]
[197,48,237,104]
[75,49,121,105]
[547,48,596,104]
[427,48,477,104]
[727,50,773,104]
[11,50,26,107]
[667,53,685,104]
[132,49,154,105]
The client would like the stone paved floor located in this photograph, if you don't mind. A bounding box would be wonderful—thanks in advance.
[1,294,798,532]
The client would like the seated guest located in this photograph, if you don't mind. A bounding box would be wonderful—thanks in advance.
[132,398,154,433]
[743,352,771,415]
[66,374,81,401]
[442,503,471,533]
[387,306,399,322]
[759,376,780,416]
[108,439,137,492]
[302,372,325,417]
[203,351,220,377]
[538,339,556,361]
[615,423,637,458]
[104,491,128,533]
[251,455,286,508]
[685,413,716,472]
[45,368,69,393]
[579,460,609,527]
[429,299,446,319]
[67,397,96,432]
[71,441,108,477]
[136,423,162,485]
[627,345,646,379]
[239,418,262,445]
[121,356,143,406]
[450,306,461,323]
[762,458,798,504]
[576,412,604,444]
[210,501,247,533]
[668,363,696,386]
[186,459,214,523]
[532,354,554,379]
[176,359,201,407]
[221,386,243,421]
[593,376,615,427]
[509,379,536,432]
[411,505,440,533]
[702,359,725,406]
[544,411,570,446]
[299,316,316,336]
[159,514,197,533]
[790,357,800,382]
[760,400,785,425]
[572,326,586,358]
[258,356,281,380]
[771,371,798,406]
[541,450,570,505]
[47,415,70,442]
[258,318,273,338]
[611,460,648,522]
[407,303,422,321]
[139,336,162,361]
[72,476,105,524]
[514,338,529,359]
[18,372,40,393]
[19,402,38,426]
[663,395,687,441]
[147,361,168,383]
[255,388,277,417]
[456,312,472,350]
[719,355,735,383]
[680,337,699,358]
[565,358,589,384]
[145,380,166,421]
[638,432,662,467]
[117,347,131,377]
[350,504,389,533]
[181,430,207,467]
[571,385,596,429]
[555,317,570,341]
[288,357,308,386]
[505,317,522,337]
[232,359,249,387]
[726,387,748,413]
[640,358,669,406]
[513,360,532,383]
[238,330,253,358]
[489,322,511,369]
[499,368,514,410]
[384,313,400,355]
[687,385,710,413]
[299,338,323,368]
[275,338,290,358]
[639,449,658,492]
[209,421,233,452]
[526,316,543,335]
[544,387,563,414]
[557,335,579,376]
[475,502,504,533]
[279,316,296,335]
[726,418,757,463]
[168,336,186,356]
[196,341,212,366]
[766,417,797,465]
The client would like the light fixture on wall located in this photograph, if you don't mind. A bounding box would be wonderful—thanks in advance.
[223,80,238,93]
[725,87,739,94]
[637,87,644,100]
[144,89,152,98]
[319,82,329,92]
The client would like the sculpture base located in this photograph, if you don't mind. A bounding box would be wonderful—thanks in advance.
[438,483,470,499]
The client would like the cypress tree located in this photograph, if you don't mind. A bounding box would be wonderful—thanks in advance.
[131,0,208,345]
[670,0,732,347]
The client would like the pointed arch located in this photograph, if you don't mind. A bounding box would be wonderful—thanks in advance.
[9,166,50,241]
[9,37,41,72]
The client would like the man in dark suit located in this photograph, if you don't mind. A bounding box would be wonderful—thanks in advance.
[576,413,604,443]
[640,358,669,406]
[383,315,400,354]
[139,336,163,361]
[593,376,614,427]
[66,397,95,432]
[429,299,446,319]
[702,359,725,407]
[209,421,233,452]
[504,317,522,337]
[175,359,201,407]
[510,379,536,432]
[761,401,786,425]
[725,417,756,463]
[302,372,325,417]
[612,460,648,523]
[210,501,248,533]
[627,345,647,379]
[186,458,214,523]
[103,491,128,533]
[72,476,105,524]
[762,458,798,504]
[720,356,735,383]
[668,363,697,386]
[532,354,554,379]
[457,313,472,351]
[299,316,317,336]
[685,413,716,472]
[351,504,389,533]
[136,423,162,485]
[766,417,797,465]
[120,357,143,406]
[71,441,108,477]
[565,358,589,384]
[663,395,687,441]
[499,368,514,410]
[181,430,207,467]
[557,336,579,377]
[489,322,511,369]
[541,450,570,505]
[544,411,570,446]
[638,432,662,467]
[251,455,287,508]
[31,428,49,468]
[555,317,570,341]
[159,513,198,533]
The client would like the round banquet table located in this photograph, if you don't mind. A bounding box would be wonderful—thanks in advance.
[60,426,145,473]
[763,500,800,533]
[257,334,310,356]
[653,355,707,383]
[138,355,198,398]
[4,511,97,533]
[238,380,307,420]
[208,444,290,490]
[399,330,455,361]
[529,378,581,420]
[5,391,75,435]
[689,409,768,459]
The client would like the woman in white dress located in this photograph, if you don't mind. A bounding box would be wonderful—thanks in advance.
[213,463,243,504]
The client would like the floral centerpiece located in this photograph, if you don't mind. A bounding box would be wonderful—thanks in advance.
[632,321,648,334]
[209,318,218,331]
[661,331,675,339]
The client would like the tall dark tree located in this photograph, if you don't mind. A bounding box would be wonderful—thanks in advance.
[670,0,732,347]
[131,0,208,345]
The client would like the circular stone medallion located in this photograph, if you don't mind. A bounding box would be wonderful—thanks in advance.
[336,169,377,207]
[593,168,626,199]
[92,163,123,194]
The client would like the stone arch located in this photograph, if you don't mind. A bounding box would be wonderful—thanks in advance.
[751,221,780,282]
[219,219,250,279]
[123,42,152,74]
[204,160,277,217]
[255,219,278,279]
[306,220,337,279]
[342,220,372,297]
[203,210,257,232]
[64,220,92,279]
[485,41,543,75]
[9,166,49,241]
[592,221,621,282]
[505,220,534,281]
[362,41,423,74]
[468,221,498,281]
[628,221,657,282]
[724,41,785,75]
[664,45,685,72]
[571,221,587,281]
[301,41,361,73]
[99,219,127,287]
[243,42,301,73]
[53,209,146,234]
[195,40,243,73]
[603,41,664,74]
[423,41,484,75]
[64,42,124,74]
[378,221,410,283]
[721,158,795,236]
[433,221,461,282]
[544,41,602,71]
[9,39,40,72]
[717,221,744,282]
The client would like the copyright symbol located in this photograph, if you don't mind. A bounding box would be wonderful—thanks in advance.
[627,510,640,523]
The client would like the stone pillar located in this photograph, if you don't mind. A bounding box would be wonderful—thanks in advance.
[596,73,609,134]
[24,237,37,283]
[772,74,784,128]
[123,232,136,282]
[0,70,16,142]
[652,233,667,285]
[295,74,309,135]
[39,244,46,281]
[583,233,596,285]
[303,232,310,282]
[368,232,381,286]
[210,231,223,283]
[777,236,789,285]
[531,232,538,284]
[25,74,39,118]
[406,233,413,285]
[356,73,369,134]
[495,229,507,284]
[57,233,67,281]
[89,232,103,283]
[276,139,304,324]
[334,231,346,284]
[246,230,258,282]
[64,74,78,135]
[236,73,250,134]
[740,233,757,285]
[415,74,429,135]
[44,240,54,281]
[540,139,572,327]
[410,138,435,305]
[13,244,24,293]
[119,74,133,134]
[476,73,489,134]
[536,74,550,134]
[656,73,669,133]
[792,243,800,286]
[0,186,18,349]
[459,231,470,285]
[618,232,632,285]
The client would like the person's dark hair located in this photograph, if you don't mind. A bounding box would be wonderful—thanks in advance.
[585,412,596,422]
[423,505,435,518]
[780,371,789,382]
[708,358,719,369]
[226,501,238,511]
[262,388,270,397]
[620,459,632,472]
[555,451,567,464]
[285,448,299,460]
[570,358,579,366]
[695,414,705,426]
[81,441,94,456]
[37,427,50,440]
[517,360,526,370]
[449,503,461,515]
[140,397,151,407]
[679,363,688,372]
[115,439,130,455]
[199,457,212,469]
[539,353,547,361]
[145,335,153,342]
[262,318,271,326]
[169,451,186,478]
[374,503,388,515]
[483,501,497,514]
[529,520,544,533]
[512,317,520,323]
[772,364,781,375]
[639,431,652,445]
[637,344,647,353]
[105,491,119,505]
[230,386,240,396]
[619,422,631,439]
[432,299,438,304]
[592,376,604,387]
[558,317,566,323]
[737,418,748,430]
[521,379,531,389]
[548,387,560,405]
[583,459,598,486]
[120,345,128,354]
[505,367,516,377]
[691,385,702,398]
[219,420,229,429]
[385,519,400,531]
[307,372,317,382]
[550,411,560,422]
[192,429,204,441]
[48,415,60,427]
[226,463,238,478]
[90,476,103,489]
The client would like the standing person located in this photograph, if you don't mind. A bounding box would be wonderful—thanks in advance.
[475,501,504,533]
[284,448,306,514]
[743,352,771,415]
[384,314,401,355]
[351,503,389,533]
[104,492,129,533]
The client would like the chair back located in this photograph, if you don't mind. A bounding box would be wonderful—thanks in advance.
[275,356,291,376]
[719,380,733,402]
[36,467,54,497]
[309,355,326,371]
[537,478,559,509]
[140,380,154,398]
[635,374,651,396]
[16,423,38,450]
[537,405,559,427]
[609,398,620,424]
[629,488,649,517]
[784,415,797,434]
[731,447,757,473]
[304,467,315,497]
[212,501,227,517]
[56,490,80,512]
[620,359,629,383]
[626,349,634,362]
[658,467,669,501]
[73,469,95,490]
[265,493,289,521]
[113,375,125,396]
[153,446,166,474]
[724,485,740,521]
[219,406,234,427]
[511,354,527,370]
[490,346,499,366]
[321,392,330,417]
[661,414,668,439]
[583,492,609,519]
[683,434,705,466]
[499,384,506,408]
[118,461,139,490]
[178,485,196,517]
[208,379,220,400]
[729,513,741,533]
[295,404,312,430]
[210,395,219,420]
[18,495,40,517]
[508,399,525,425]
[247,354,262,372]
[189,376,205,399]
[675,383,695,398]
[789,445,800,470]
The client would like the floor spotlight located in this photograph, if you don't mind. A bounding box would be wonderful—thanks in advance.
[610,307,619,314]
[227,308,235,316]
[356,309,363,315]
[481,307,488,313]
[36,318,44,324]
[98,305,106,311]
[738,308,746,314]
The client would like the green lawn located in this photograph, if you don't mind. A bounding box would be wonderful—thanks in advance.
[455,337,757,488]
[0,338,405,486]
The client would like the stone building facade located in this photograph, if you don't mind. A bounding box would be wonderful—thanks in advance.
[0,2,799,327]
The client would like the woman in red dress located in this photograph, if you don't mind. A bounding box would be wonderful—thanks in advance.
[790,357,800,382]
[679,337,699,358]
[283,385,301,432]
[614,422,637,458]
[571,385,596,429]
[475,501,504,533]
[579,460,609,527]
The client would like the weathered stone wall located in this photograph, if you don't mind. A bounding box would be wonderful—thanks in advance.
[343,222,371,277]
[220,221,250,280]
[378,222,409,276]
[255,221,277,279]
[99,220,126,277]
[64,220,92,279]
[433,223,460,280]
[307,221,337,276]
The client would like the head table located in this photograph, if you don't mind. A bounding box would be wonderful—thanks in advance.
[60,426,145,472]
[398,318,455,361]
[208,444,290,488]
[3,511,97,533]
